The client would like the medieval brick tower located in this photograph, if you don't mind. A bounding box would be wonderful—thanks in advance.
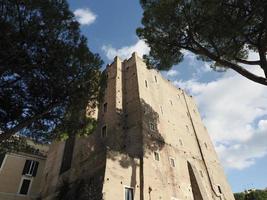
[41,53,235,200]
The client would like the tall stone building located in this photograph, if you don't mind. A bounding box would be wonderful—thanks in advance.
[41,53,234,200]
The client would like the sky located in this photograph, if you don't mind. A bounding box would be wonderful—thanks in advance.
[67,0,267,193]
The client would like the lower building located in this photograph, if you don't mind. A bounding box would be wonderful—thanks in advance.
[0,138,48,200]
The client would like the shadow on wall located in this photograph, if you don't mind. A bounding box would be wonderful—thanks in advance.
[54,98,165,200]
[106,99,165,200]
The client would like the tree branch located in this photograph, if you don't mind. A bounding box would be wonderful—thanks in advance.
[0,101,62,142]
[186,41,267,86]
[235,58,261,65]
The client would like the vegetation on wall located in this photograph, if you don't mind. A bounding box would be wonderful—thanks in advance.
[0,136,40,155]
[57,178,103,200]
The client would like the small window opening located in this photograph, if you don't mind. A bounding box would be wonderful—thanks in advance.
[186,125,189,133]
[154,152,159,161]
[170,158,175,167]
[218,185,222,194]
[179,139,183,146]
[204,142,208,149]
[200,170,204,177]
[149,122,156,131]
[160,106,163,115]
[154,76,157,83]
[125,187,134,200]
[145,80,148,88]
[102,125,107,138]
[170,100,173,106]
[103,103,107,112]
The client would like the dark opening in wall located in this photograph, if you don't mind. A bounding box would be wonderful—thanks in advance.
[103,103,107,112]
[19,179,31,195]
[60,136,75,175]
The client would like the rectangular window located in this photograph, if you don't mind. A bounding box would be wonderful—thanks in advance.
[186,125,189,133]
[125,187,134,200]
[103,103,107,112]
[19,178,31,195]
[0,153,5,169]
[170,157,175,167]
[22,160,39,177]
[154,76,157,83]
[102,125,107,138]
[154,152,160,161]
[160,106,163,115]
[200,170,204,177]
[170,100,173,106]
[149,122,156,131]
[179,139,183,146]
[145,80,148,88]
[218,185,222,194]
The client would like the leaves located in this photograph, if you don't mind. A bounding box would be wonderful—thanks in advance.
[0,0,102,141]
[137,0,267,86]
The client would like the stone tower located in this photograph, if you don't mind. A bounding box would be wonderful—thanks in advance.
[41,53,235,200]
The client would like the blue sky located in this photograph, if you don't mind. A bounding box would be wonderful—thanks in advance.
[67,0,267,193]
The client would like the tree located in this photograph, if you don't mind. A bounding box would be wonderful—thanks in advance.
[234,190,267,200]
[0,0,103,142]
[245,190,267,200]
[137,0,267,86]
[234,192,245,200]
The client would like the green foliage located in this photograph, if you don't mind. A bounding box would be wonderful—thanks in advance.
[0,136,37,155]
[57,178,103,200]
[234,190,267,200]
[234,192,246,200]
[0,0,103,141]
[137,0,267,85]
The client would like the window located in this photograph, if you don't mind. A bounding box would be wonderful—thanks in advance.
[145,80,148,88]
[154,76,157,83]
[170,157,175,167]
[125,187,134,200]
[102,125,107,138]
[103,103,107,112]
[186,125,189,133]
[160,106,163,115]
[19,178,31,195]
[200,170,204,177]
[154,152,160,161]
[22,160,39,177]
[218,185,222,194]
[149,122,156,131]
[0,153,5,169]
[170,100,173,106]
[204,142,208,149]
[179,139,183,146]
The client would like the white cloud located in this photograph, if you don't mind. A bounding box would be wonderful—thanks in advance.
[175,67,267,170]
[74,8,96,26]
[216,120,267,170]
[166,69,179,77]
[102,40,150,60]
